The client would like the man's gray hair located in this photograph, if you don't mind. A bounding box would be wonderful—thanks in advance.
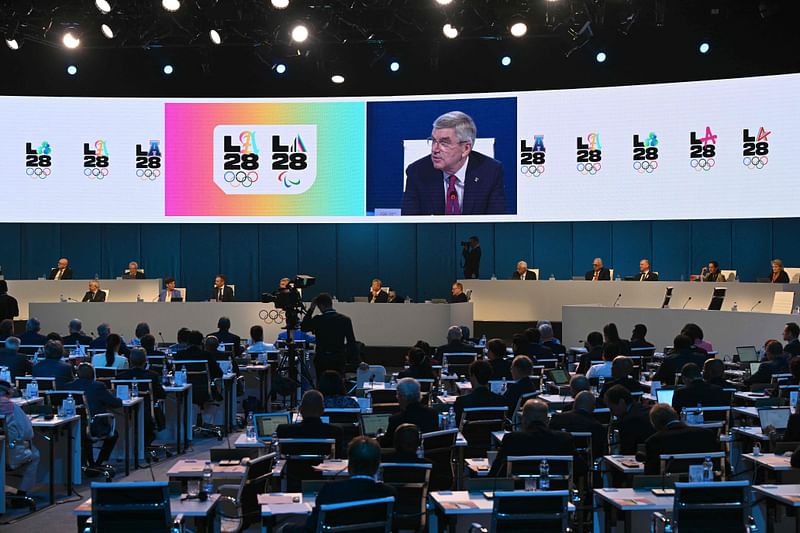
[97,323,111,336]
[68,319,82,333]
[447,325,463,341]
[433,111,476,145]
[538,323,554,339]
[396,377,421,403]
[5,336,20,351]
[26,317,41,332]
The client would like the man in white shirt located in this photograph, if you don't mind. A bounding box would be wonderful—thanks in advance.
[246,325,275,354]
[586,344,615,379]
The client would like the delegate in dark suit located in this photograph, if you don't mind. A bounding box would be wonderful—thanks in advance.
[32,359,75,389]
[64,376,123,466]
[302,478,397,533]
[208,329,244,358]
[48,267,73,280]
[437,340,475,356]
[277,417,345,458]
[745,355,790,387]
[301,308,357,377]
[63,332,93,346]
[550,408,608,461]
[613,403,655,455]
[123,271,145,279]
[0,293,19,320]
[462,245,481,279]
[643,421,719,475]
[637,272,660,281]
[584,268,611,281]
[488,422,579,477]
[454,385,507,426]
[173,345,222,405]
[450,292,469,303]
[503,376,538,412]
[82,290,106,302]
[379,401,439,448]
[401,151,506,215]
[212,285,235,302]
[19,331,47,352]
[672,381,731,413]
[511,270,537,280]
[367,290,389,304]
[652,350,708,386]
[0,349,31,380]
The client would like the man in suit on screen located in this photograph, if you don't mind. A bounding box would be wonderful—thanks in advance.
[401,111,506,216]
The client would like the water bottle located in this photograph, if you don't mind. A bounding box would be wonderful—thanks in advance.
[448,407,456,430]
[549,273,555,281]
[94,273,99,280]
[695,404,704,424]
[753,442,761,456]
[59,293,66,302]
[30,378,38,398]
[67,394,76,417]
[202,461,214,494]
[490,274,497,280]
[137,293,143,302]
[731,301,738,312]
[246,412,255,440]
[479,334,487,348]
[442,358,449,376]
[416,442,425,459]
[180,366,187,386]
[162,363,170,385]
[598,375,605,391]
[33,349,40,365]
[132,381,139,398]
[227,356,233,374]
[703,456,713,482]
[538,460,550,490]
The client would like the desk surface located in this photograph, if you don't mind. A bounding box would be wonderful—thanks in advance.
[74,494,219,517]
[429,491,494,515]
[604,455,645,474]
[30,414,80,427]
[594,488,674,511]
[167,459,247,478]
[741,453,793,471]
[753,484,800,507]
[259,493,315,517]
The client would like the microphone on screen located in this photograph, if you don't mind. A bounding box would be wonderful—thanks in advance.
[159,332,166,344]
[681,296,692,309]
[612,293,622,308]
[750,300,762,312]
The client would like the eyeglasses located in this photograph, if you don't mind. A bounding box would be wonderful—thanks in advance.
[427,136,468,149]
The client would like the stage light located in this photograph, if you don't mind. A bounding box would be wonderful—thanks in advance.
[501,55,512,66]
[436,0,453,5]
[101,24,115,39]
[163,64,174,75]
[5,38,19,50]
[442,23,458,39]
[389,60,400,72]
[95,0,112,14]
[271,0,290,8]
[291,24,309,43]
[331,74,345,84]
[275,63,287,74]
[67,65,78,75]
[62,31,81,49]
[510,21,528,37]
[209,29,222,45]
[595,51,607,63]
[699,42,710,54]
[162,0,181,12]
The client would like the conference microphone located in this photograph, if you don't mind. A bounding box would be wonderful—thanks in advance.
[681,296,692,309]
[750,300,762,312]
[159,332,166,344]
[652,456,675,496]
[66,297,78,302]
[612,293,622,307]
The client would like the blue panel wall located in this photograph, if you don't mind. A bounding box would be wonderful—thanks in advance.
[2,219,799,303]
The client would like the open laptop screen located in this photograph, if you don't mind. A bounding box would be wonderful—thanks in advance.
[655,388,675,406]
[361,413,391,437]
[736,346,758,363]
[255,413,291,440]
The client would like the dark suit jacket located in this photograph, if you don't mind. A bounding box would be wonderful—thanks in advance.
[746,355,790,387]
[613,403,655,455]
[63,333,94,346]
[489,358,512,381]
[528,344,554,361]
[48,267,73,280]
[19,331,47,353]
[463,246,481,278]
[549,408,608,460]
[598,377,645,407]
[82,290,106,302]
[62,377,122,416]
[90,334,130,356]
[208,330,244,358]
[117,367,166,400]
[401,151,506,216]
[672,380,731,413]
[644,422,719,475]
[0,293,19,320]
[503,376,538,412]
[303,478,397,533]
[397,363,435,380]
[585,268,611,281]
[576,347,604,375]
[652,350,709,386]
[454,385,507,426]
[437,341,476,356]
[368,290,389,304]
[212,285,235,302]
[277,417,345,458]
[301,309,357,360]
[0,349,31,380]
[123,271,145,279]
[636,271,659,281]
[543,340,567,357]
[174,346,222,379]
[380,401,439,448]
[703,270,726,282]
[785,339,800,357]
[32,358,75,388]
[450,293,469,303]
[488,422,579,477]
[511,271,537,280]
[784,414,800,442]
[771,271,790,283]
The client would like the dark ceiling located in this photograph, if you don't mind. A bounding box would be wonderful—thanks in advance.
[0,0,798,97]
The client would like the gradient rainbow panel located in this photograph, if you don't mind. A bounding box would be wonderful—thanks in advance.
[165,102,365,216]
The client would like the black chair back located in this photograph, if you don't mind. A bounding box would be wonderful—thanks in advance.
[278,438,335,491]
[380,463,432,531]
[16,376,56,392]
[672,481,750,533]
[90,481,173,532]
[491,490,570,532]
[421,429,457,491]
[316,496,394,533]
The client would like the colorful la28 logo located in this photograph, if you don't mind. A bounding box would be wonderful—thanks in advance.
[25,141,52,179]
[632,132,659,174]
[135,140,162,180]
[576,133,601,175]
[83,140,110,179]
[272,134,308,188]
[519,134,545,177]
[689,127,716,172]
[223,131,260,188]
[742,127,770,170]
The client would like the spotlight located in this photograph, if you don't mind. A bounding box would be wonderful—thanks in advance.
[442,23,459,39]
[291,24,309,43]
[95,0,112,14]
[509,21,528,37]
[271,0,290,8]
[162,0,181,12]
[389,60,400,72]
[595,51,607,63]
[501,55,512,66]
[436,0,453,4]
[101,24,115,39]
[5,38,20,50]
[275,63,287,74]
[331,74,345,84]
[209,29,222,45]
[163,64,174,75]
[699,42,710,54]
[67,65,78,75]
[62,31,81,49]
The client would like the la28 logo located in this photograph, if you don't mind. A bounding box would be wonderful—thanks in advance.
[632,132,659,174]
[25,141,52,179]
[83,140,110,179]
[272,135,308,171]
[689,127,716,172]
[135,140,162,180]
[576,133,601,175]
[519,135,545,177]
[742,127,770,169]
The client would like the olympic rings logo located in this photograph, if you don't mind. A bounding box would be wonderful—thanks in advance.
[259,309,285,324]
[84,168,109,179]
[520,165,545,177]
[743,156,768,169]
[224,170,259,188]
[577,162,601,175]
[26,167,51,179]
[690,158,715,172]
[633,160,658,174]
[136,168,161,180]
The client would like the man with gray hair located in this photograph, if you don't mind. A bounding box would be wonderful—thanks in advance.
[19,317,47,353]
[539,322,566,356]
[437,325,473,357]
[401,110,506,216]
[62,319,92,347]
[32,340,74,388]
[380,377,439,447]
[512,260,536,280]
[0,336,30,380]
[90,322,130,355]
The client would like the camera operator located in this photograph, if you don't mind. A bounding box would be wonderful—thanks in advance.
[301,293,358,380]
[462,235,481,279]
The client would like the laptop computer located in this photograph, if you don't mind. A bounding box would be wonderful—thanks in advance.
[655,388,675,406]
[254,412,291,441]
[758,407,792,433]
[736,346,759,363]
[546,369,569,386]
[749,362,762,376]
[361,413,391,437]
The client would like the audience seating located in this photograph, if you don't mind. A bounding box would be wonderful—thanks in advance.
[84,481,183,532]
[652,481,753,533]
[316,496,395,533]
[380,462,432,531]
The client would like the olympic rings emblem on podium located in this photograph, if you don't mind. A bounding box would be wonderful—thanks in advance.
[259,309,285,325]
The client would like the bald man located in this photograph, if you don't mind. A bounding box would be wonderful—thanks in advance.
[584,258,611,281]
[48,258,73,280]
[488,399,579,477]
